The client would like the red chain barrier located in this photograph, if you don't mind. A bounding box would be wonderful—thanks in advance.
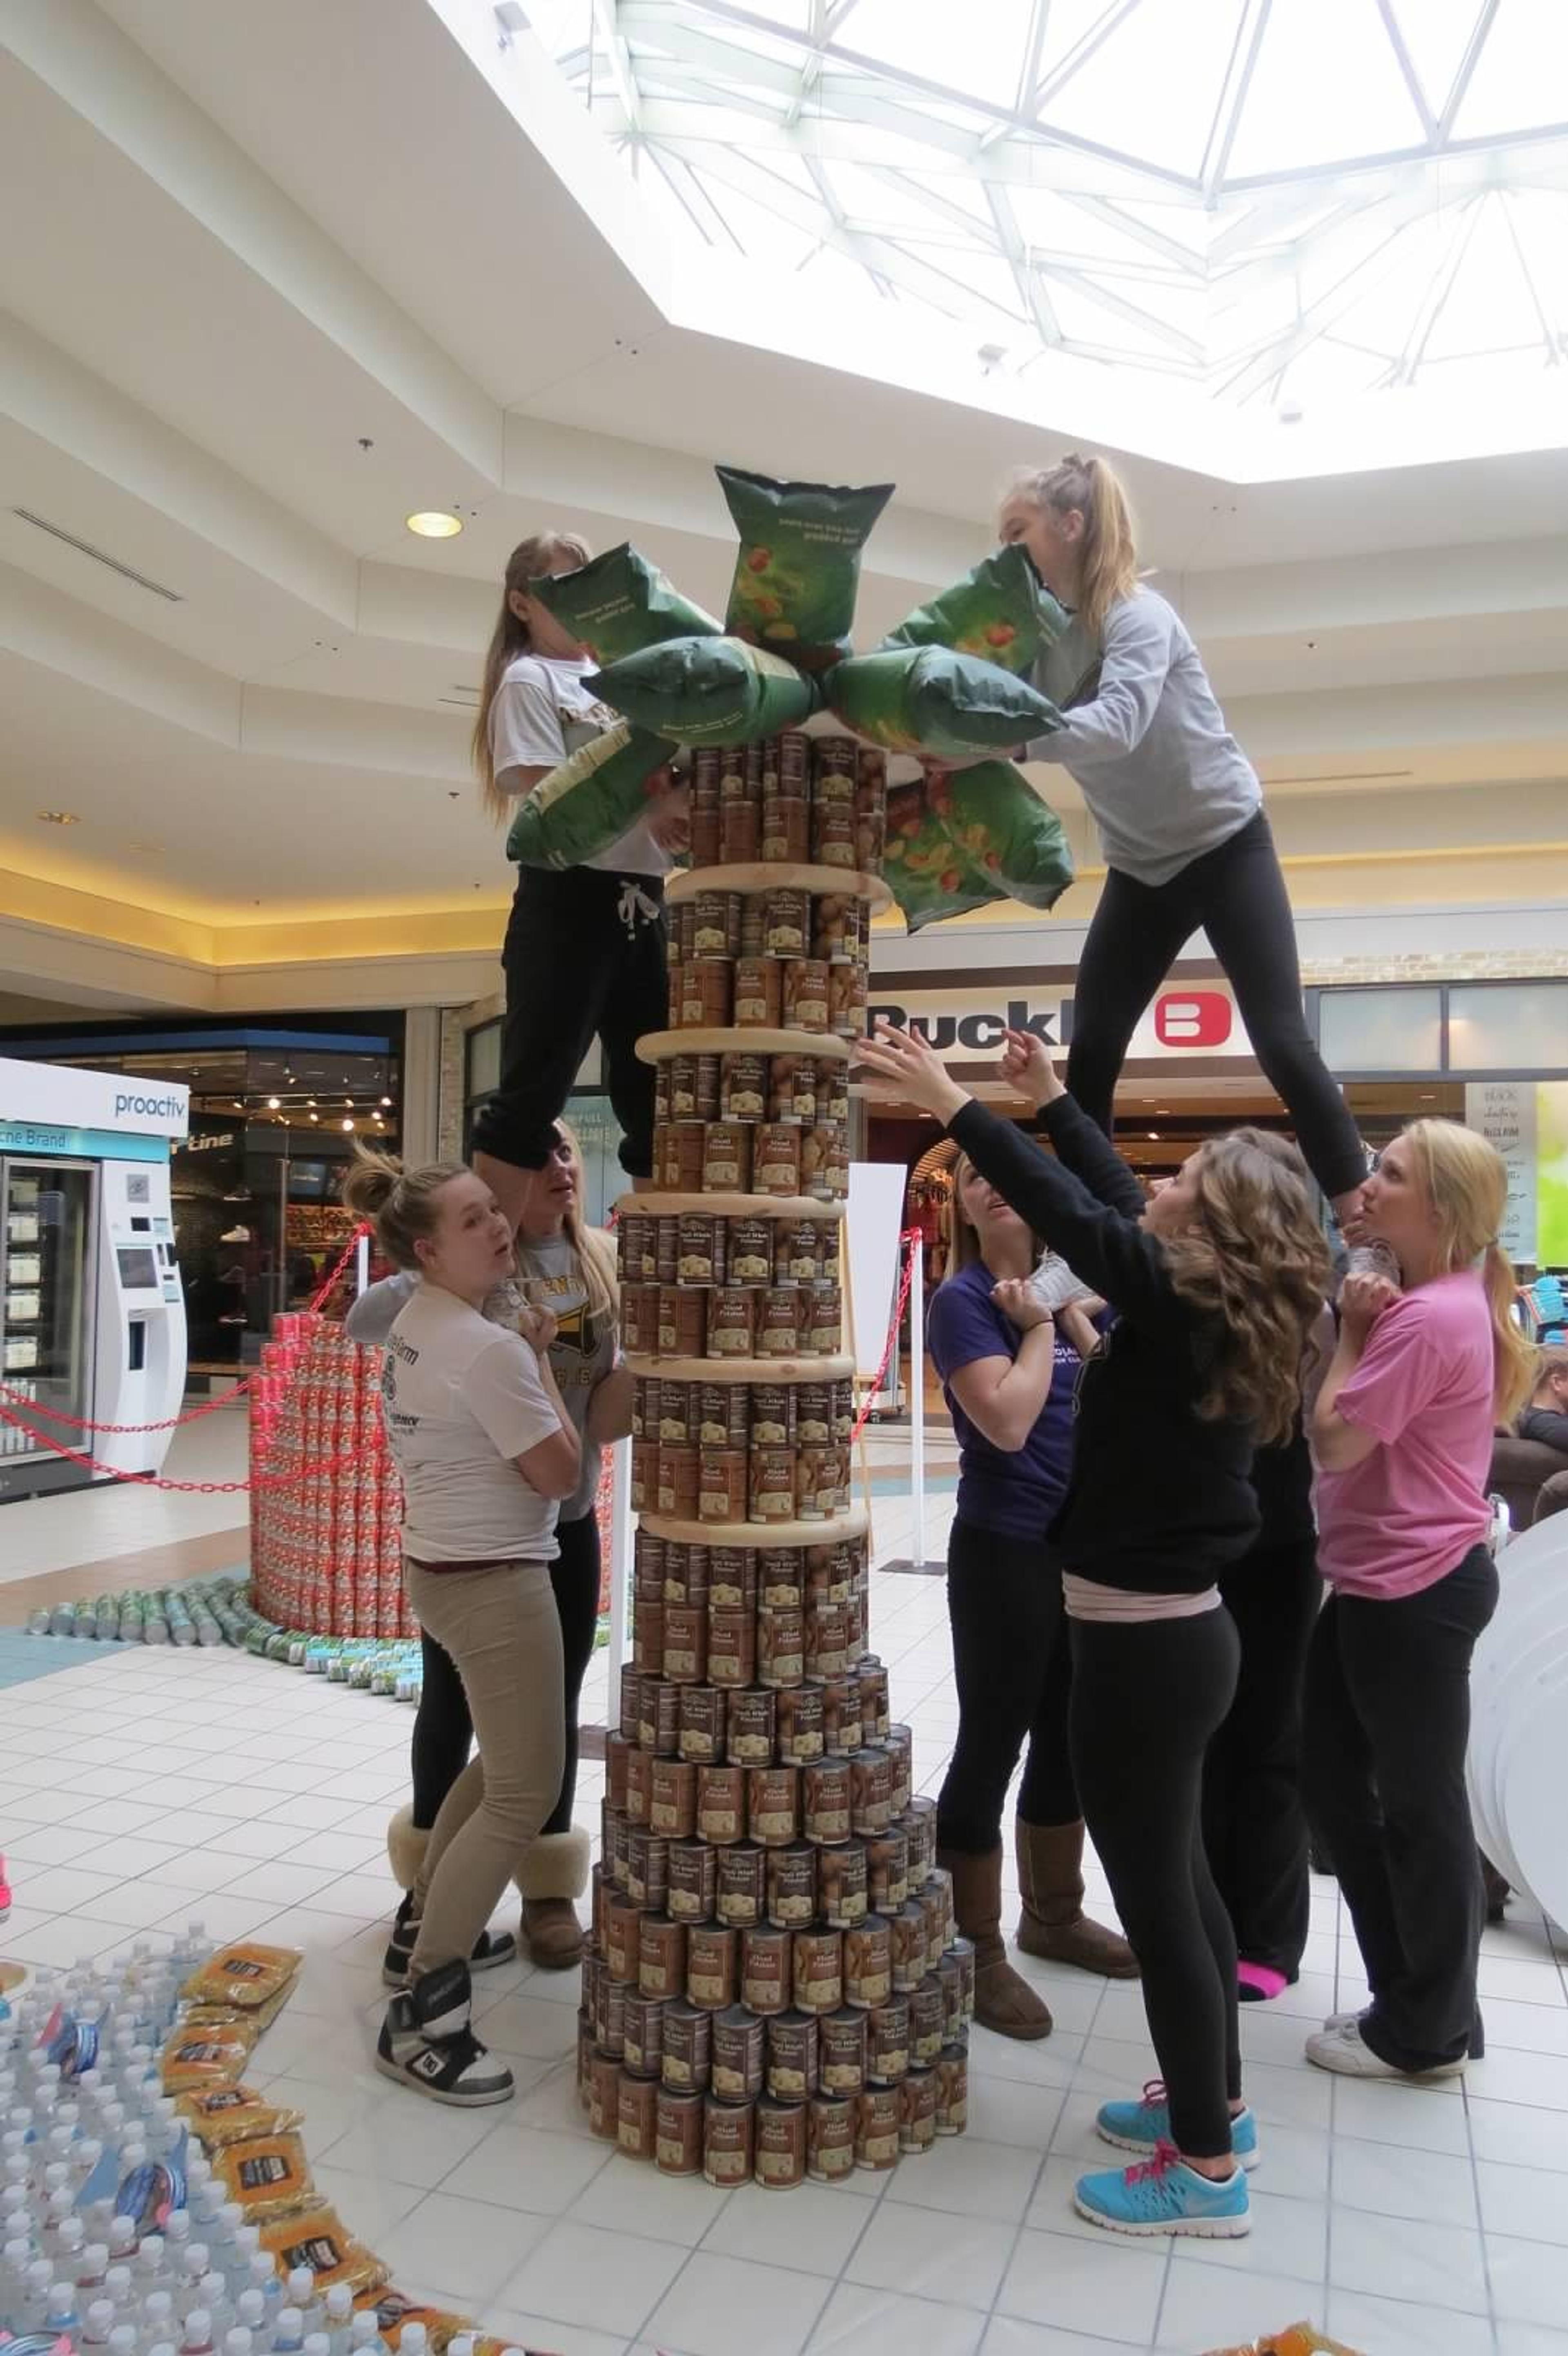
[850,1227,921,1443]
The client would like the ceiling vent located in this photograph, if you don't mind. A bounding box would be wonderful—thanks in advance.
[10,508,183,602]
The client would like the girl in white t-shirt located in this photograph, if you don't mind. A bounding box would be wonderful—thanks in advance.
[343,1149,581,2107]
[470,531,689,1227]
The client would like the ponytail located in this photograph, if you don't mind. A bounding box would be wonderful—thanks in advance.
[1005,451,1140,640]
[341,1147,467,1273]
[473,530,593,823]
[1483,1240,1536,1424]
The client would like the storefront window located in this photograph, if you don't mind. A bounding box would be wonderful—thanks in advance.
[1447,984,1568,1072]
[1318,986,1443,1074]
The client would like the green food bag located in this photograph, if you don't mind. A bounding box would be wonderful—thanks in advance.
[880,545,1069,677]
[883,762,1075,933]
[587,635,818,747]
[718,465,894,669]
[505,722,673,869]
[827,646,1061,764]
[1036,610,1102,718]
[528,542,720,668]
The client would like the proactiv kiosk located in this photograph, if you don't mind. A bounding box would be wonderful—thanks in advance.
[0,1054,190,1500]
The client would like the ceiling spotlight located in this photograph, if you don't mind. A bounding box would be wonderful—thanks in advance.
[307,1098,316,1109]
[1147,1130,1160,1140]
[977,343,1007,372]
[380,1096,392,1108]
[341,1117,354,1132]
[309,1112,319,1123]
[36,809,80,825]
[267,1096,280,1110]
[406,510,463,539]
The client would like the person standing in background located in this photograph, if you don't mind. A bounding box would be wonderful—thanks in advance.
[928,1152,1137,2041]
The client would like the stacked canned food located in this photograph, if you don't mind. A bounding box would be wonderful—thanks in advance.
[578,1533,972,2183]
[629,1375,857,1525]
[647,1067,851,1200]
[668,888,869,1037]
[684,732,886,876]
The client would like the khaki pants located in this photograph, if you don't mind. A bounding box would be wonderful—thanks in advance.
[404,1556,565,1979]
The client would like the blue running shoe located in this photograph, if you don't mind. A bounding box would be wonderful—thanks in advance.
[1096,2080,1260,2171]
[1074,2142,1251,2238]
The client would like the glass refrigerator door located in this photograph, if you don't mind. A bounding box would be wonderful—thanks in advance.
[0,1157,96,1464]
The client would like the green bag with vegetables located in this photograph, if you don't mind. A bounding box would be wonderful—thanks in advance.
[884,762,1075,933]
[880,545,1068,677]
[587,635,818,747]
[718,466,894,670]
[528,542,720,668]
[504,722,673,870]
[826,646,1061,765]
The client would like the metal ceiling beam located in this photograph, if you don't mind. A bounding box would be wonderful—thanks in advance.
[985,182,1063,344]
[1015,0,1051,117]
[1374,0,1437,144]
[1031,0,1144,114]
[1382,190,1485,385]
[1497,189,1559,368]
[1056,190,1208,275]
[592,0,640,129]
[1437,0,1500,143]
[1199,0,1272,205]
[1041,259,1205,360]
[1215,208,1429,400]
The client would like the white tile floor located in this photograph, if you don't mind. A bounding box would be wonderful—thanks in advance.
[5,1487,1568,2352]
[0,1408,249,1583]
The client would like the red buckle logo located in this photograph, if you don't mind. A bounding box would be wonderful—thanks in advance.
[1155,991,1232,1048]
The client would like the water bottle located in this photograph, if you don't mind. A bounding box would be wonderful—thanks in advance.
[109,2212,141,2261]
[272,2305,306,2355]
[110,2329,141,2356]
[22,2253,57,2327]
[303,2330,332,2356]
[105,2262,136,2314]
[79,2239,112,2292]
[1346,1238,1401,1285]
[143,2289,178,2350]
[136,2231,168,2287]
[323,2284,353,2345]
[44,2278,82,2338]
[225,2333,255,2356]
[247,2249,283,2328]
[399,2327,428,2356]
[181,2307,216,2356]
[1,2234,37,2316]
[84,2296,119,2347]
[235,2292,266,2335]
[345,2317,384,2356]
[286,2268,321,2336]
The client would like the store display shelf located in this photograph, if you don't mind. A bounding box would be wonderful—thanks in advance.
[639,1507,869,1549]
[614,1191,844,1221]
[667,862,892,911]
[624,1351,853,1384]
[637,1025,855,1064]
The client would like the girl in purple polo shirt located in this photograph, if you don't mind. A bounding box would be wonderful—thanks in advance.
[1305,1118,1534,2082]
[927,1151,1137,2038]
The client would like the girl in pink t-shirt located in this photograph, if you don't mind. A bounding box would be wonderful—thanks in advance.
[1303,1119,1534,2084]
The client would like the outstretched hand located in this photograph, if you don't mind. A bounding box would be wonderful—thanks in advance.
[1000,1026,1065,1110]
[855,1022,971,1123]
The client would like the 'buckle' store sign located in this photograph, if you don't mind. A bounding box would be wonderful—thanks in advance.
[865,983,1254,1065]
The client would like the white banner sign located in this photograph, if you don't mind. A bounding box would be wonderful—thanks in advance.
[1465,1081,1537,1262]
[0,1056,190,1140]
[864,979,1254,1065]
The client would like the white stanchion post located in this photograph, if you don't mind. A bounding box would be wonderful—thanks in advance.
[908,1234,926,1571]
[606,1432,634,1681]
[355,1233,370,1297]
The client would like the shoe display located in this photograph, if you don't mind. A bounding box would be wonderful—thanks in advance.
[381,1891,517,1989]
[1304,2017,1466,2080]
[375,1957,513,2107]
[1096,2081,1260,2171]
[1074,2142,1251,2238]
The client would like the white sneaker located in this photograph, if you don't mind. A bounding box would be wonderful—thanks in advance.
[1029,1252,1097,1315]
[1305,2017,1465,2081]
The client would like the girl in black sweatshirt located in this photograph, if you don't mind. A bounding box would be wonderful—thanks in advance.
[857,1020,1330,2242]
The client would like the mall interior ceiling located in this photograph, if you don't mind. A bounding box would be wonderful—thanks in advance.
[1,0,1566,1031]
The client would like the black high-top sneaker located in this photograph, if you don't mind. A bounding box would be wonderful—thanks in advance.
[382,1891,517,1988]
[376,1957,513,2106]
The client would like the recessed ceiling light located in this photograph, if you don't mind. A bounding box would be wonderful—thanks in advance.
[267,1096,280,1110]
[37,809,80,825]
[406,510,463,539]
[380,1096,392,1107]
[341,1118,354,1132]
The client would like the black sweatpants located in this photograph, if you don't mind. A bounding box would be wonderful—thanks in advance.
[1065,810,1365,1202]
[1204,1535,1322,1980]
[412,1509,601,1839]
[935,1518,1079,1854]
[1070,1605,1242,2158]
[1303,1544,1497,2071]
[471,865,666,1181]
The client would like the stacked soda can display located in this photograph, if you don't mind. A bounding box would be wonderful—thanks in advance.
[248,1313,412,1640]
[577,741,972,2187]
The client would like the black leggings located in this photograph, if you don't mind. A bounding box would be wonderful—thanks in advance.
[936,1518,1078,1853]
[1071,1605,1241,2158]
[470,865,666,1181]
[1303,1545,1497,2071]
[1065,810,1365,1202]
[411,1509,601,1839]
[1204,1535,1322,1979]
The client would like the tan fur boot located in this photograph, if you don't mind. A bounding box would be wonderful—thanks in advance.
[939,1845,1053,2039]
[1016,1817,1139,1978]
[517,1828,590,1970]
[386,1803,429,1894]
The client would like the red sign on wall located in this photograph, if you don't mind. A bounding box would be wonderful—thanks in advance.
[1154,991,1234,1048]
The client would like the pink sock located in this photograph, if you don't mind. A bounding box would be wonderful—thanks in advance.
[1237,1961,1288,2001]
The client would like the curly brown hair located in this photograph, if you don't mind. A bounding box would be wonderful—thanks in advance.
[1161,1127,1332,1447]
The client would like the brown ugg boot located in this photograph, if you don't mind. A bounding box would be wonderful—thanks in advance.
[386,1803,429,1894]
[517,1828,590,1970]
[1016,1818,1140,1978]
[939,1845,1053,2039]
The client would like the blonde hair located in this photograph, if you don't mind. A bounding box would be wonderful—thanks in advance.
[473,530,594,822]
[341,1148,468,1271]
[546,1117,619,1336]
[1162,1126,1333,1446]
[946,1152,1048,1278]
[1533,1341,1568,1397]
[1401,1118,1535,1423]
[1007,451,1139,640]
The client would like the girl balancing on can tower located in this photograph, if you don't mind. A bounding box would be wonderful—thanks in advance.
[998,453,1368,1223]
